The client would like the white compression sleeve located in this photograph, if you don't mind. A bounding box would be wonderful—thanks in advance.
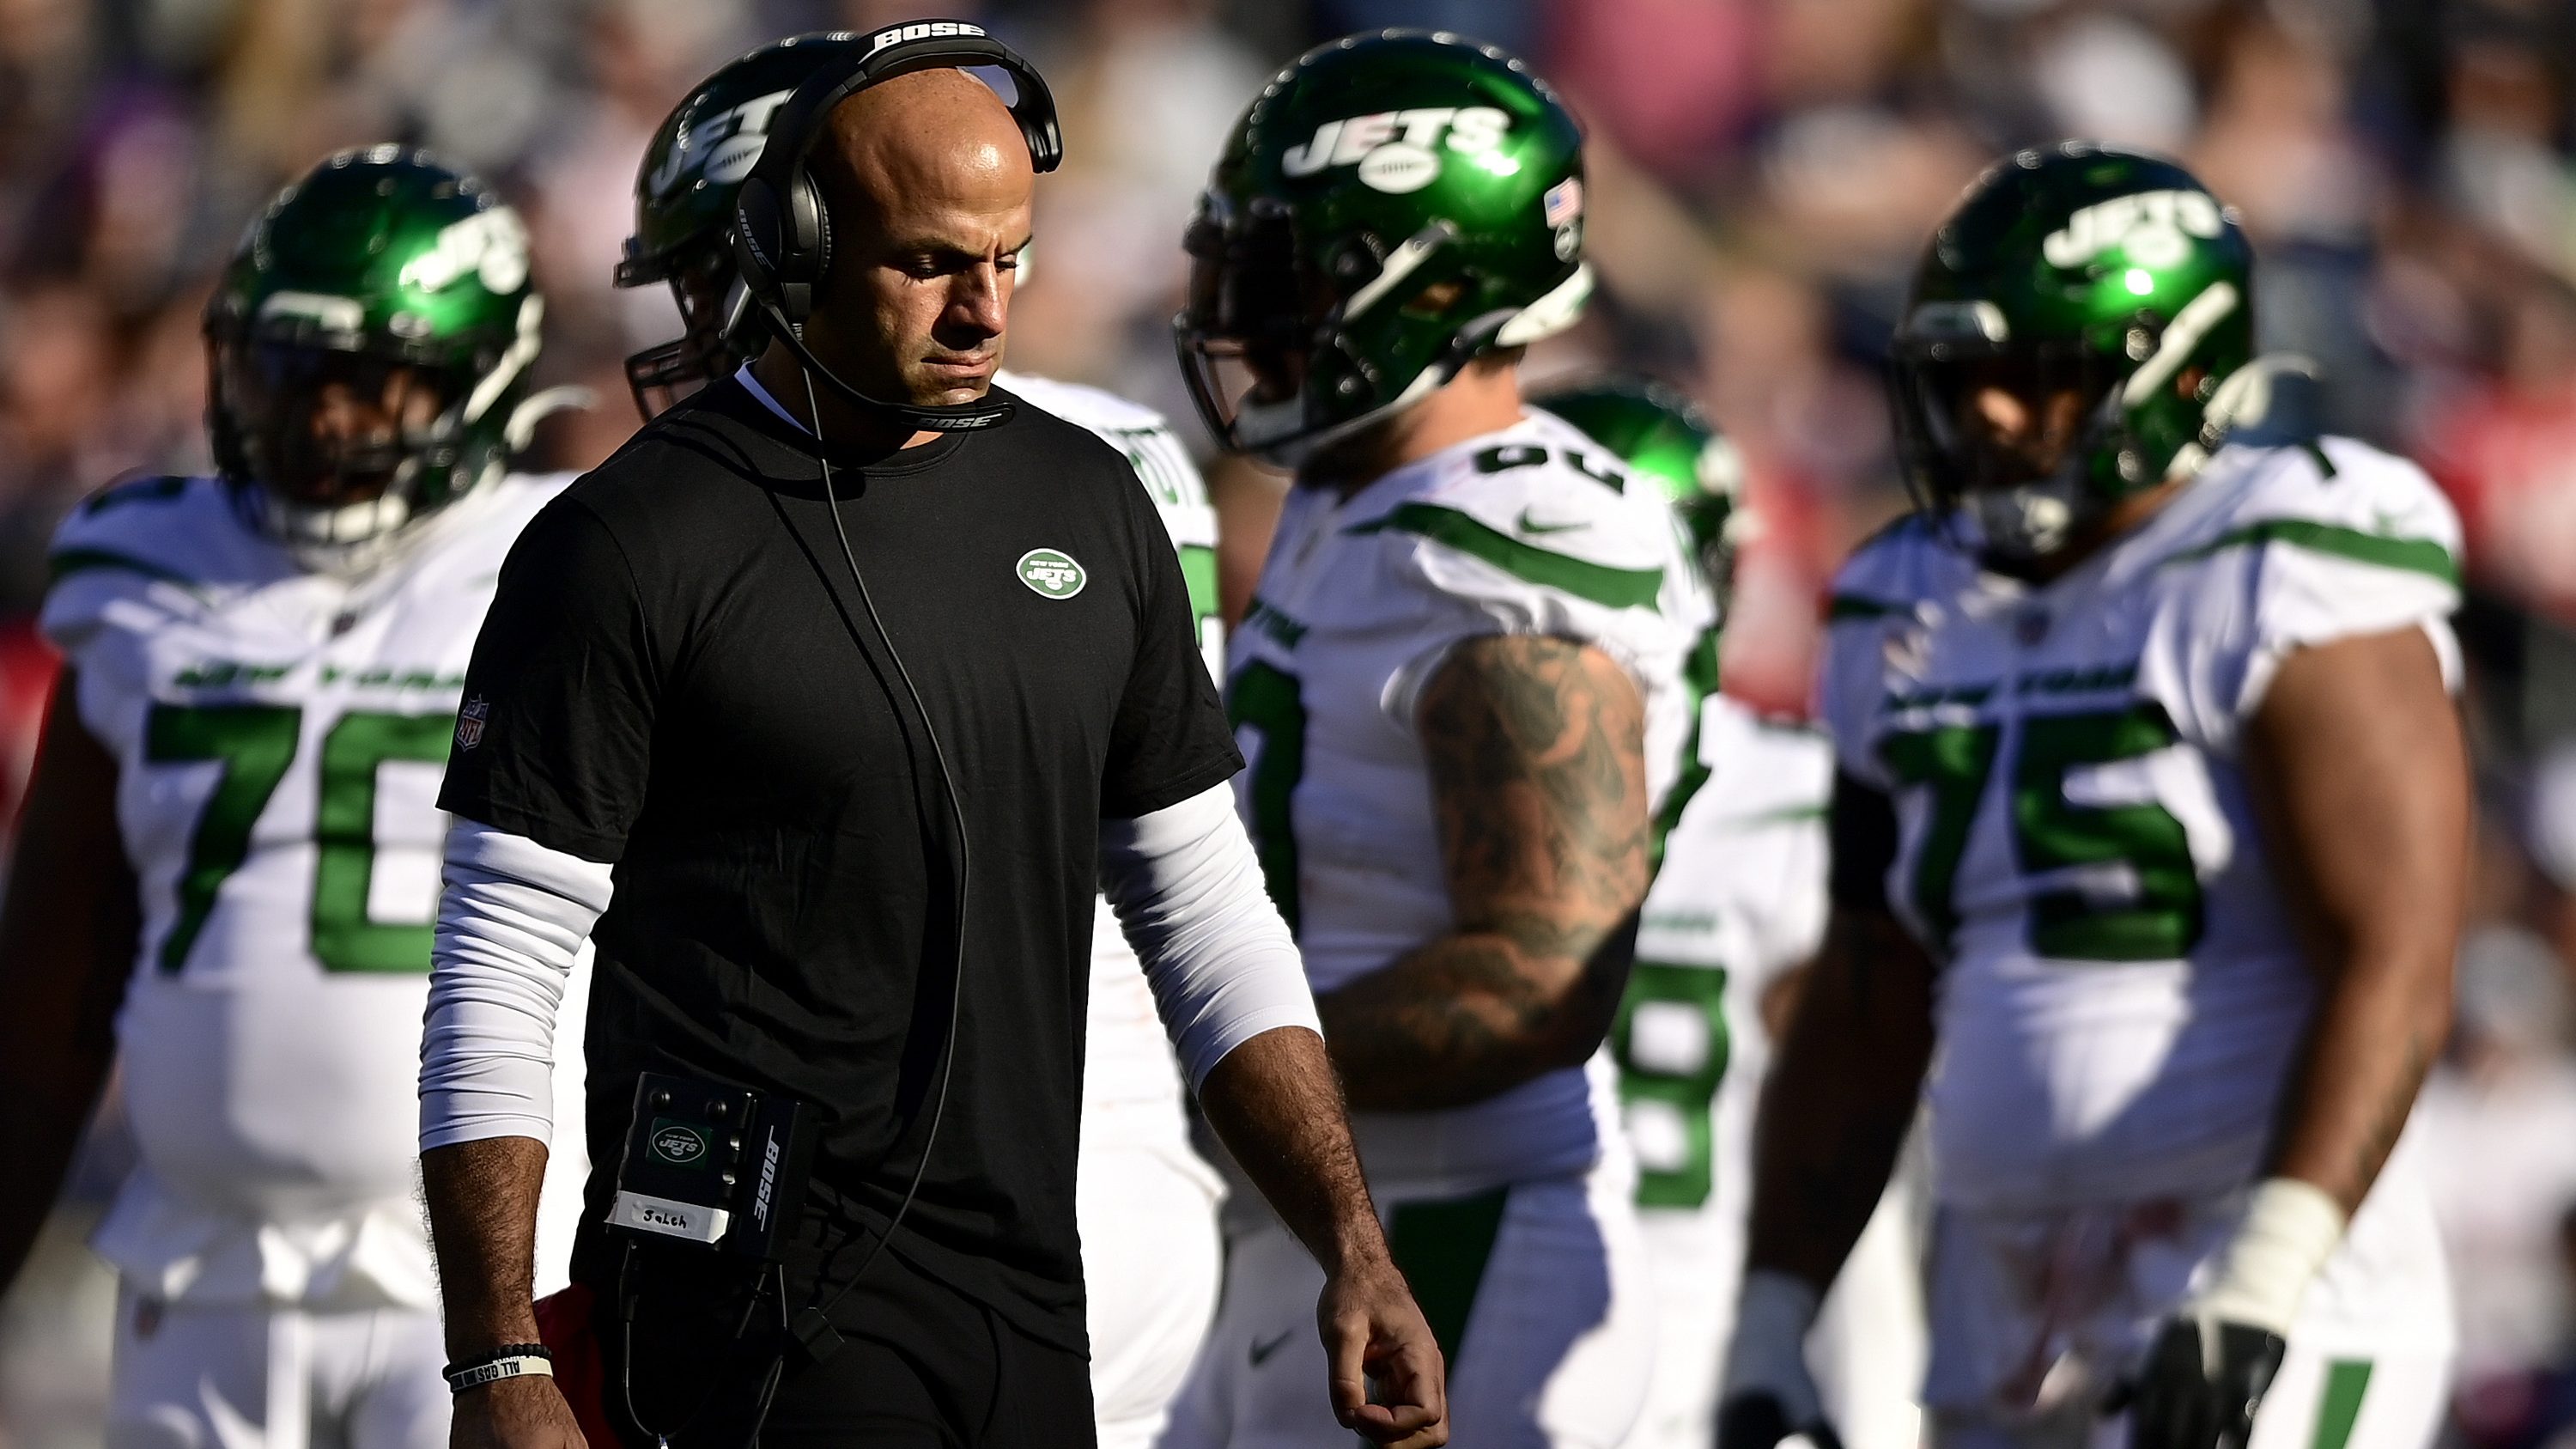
[1099,782,1321,1090]
[418,818,614,1152]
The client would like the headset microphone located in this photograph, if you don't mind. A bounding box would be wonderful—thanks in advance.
[748,296,1012,431]
[730,21,1061,434]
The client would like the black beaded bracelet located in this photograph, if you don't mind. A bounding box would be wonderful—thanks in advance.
[444,1343,555,1393]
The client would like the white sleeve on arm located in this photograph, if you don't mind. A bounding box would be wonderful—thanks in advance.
[1099,782,1321,1090]
[418,817,614,1152]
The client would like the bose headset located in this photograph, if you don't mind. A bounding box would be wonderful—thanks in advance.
[730,21,1061,432]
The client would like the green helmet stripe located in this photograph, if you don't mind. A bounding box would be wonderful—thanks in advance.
[2118,280,2239,409]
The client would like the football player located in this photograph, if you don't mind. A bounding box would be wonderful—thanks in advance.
[0,149,589,1449]
[1718,144,2461,1449]
[1163,33,1714,1446]
[614,36,1228,1449]
[1534,381,1926,1449]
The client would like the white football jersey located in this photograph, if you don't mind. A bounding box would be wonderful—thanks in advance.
[1818,437,2463,1213]
[1227,409,1714,1194]
[1622,699,1838,1449]
[999,373,1224,1151]
[1623,697,1832,1249]
[40,470,579,1308]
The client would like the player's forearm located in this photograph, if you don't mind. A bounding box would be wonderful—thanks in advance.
[0,1059,108,1294]
[2264,945,2450,1215]
[0,685,138,1295]
[1742,908,1933,1292]
[1197,1025,1394,1275]
[422,1135,550,1356]
[1315,918,1633,1110]
[0,916,122,1294]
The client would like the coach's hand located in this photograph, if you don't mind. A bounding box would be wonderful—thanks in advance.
[1319,1251,1449,1447]
[453,1375,588,1449]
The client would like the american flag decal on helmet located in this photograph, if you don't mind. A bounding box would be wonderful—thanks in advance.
[1543,178,1583,227]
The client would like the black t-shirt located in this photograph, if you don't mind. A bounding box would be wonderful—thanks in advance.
[439,378,1241,1349]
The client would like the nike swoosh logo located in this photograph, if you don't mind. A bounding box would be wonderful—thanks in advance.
[1249,1329,1297,1367]
[1517,508,1587,536]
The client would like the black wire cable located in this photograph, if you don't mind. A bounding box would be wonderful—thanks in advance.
[795,365,970,1326]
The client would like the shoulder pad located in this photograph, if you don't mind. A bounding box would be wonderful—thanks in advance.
[1361,429,1680,614]
[1827,512,1952,624]
[2175,439,2463,587]
[48,476,236,591]
[42,476,239,655]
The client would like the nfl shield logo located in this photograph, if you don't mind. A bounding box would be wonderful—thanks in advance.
[456,696,490,751]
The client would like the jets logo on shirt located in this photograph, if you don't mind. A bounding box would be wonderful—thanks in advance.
[456,695,490,750]
[1017,548,1087,600]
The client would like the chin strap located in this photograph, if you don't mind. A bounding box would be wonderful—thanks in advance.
[753,302,1012,433]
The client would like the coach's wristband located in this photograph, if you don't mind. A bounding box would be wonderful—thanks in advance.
[444,1344,555,1393]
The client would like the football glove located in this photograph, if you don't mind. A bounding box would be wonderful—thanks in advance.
[2123,1178,2345,1449]
[2123,1313,2287,1449]
[1715,1269,1844,1449]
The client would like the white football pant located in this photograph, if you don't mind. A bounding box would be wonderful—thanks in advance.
[1083,1136,1225,1449]
[1161,1163,1655,1449]
[106,1287,447,1449]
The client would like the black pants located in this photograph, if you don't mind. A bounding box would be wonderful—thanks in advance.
[592,1240,1096,1449]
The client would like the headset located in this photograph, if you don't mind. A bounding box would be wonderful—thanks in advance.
[731,20,1061,433]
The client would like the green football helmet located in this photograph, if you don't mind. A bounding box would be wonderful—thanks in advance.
[1176,30,1592,467]
[1534,378,1746,613]
[205,146,543,569]
[1892,143,2256,566]
[616,31,866,417]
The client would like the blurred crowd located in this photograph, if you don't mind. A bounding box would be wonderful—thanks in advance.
[5,0,2576,1445]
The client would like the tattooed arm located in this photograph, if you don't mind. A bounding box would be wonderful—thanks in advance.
[1314,634,1649,1111]
[2245,624,2467,1214]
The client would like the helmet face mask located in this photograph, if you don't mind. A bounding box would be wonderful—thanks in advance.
[623,242,751,417]
[1176,196,1327,450]
[1893,144,2254,569]
[215,340,471,510]
[1174,31,1593,471]
[205,147,540,572]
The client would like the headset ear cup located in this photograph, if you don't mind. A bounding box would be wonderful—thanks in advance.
[734,178,784,307]
[800,174,832,295]
[779,169,826,323]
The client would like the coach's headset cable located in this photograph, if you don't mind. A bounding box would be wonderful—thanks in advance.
[795,362,972,1347]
